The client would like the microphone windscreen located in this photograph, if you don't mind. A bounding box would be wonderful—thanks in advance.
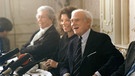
[18,54,30,66]
[0,60,14,74]
[0,48,19,65]
[17,61,37,76]
[17,58,46,75]
[10,53,31,71]
[1,54,31,75]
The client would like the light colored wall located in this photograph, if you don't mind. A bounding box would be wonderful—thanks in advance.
[100,0,129,46]
[129,0,135,42]
[82,0,100,32]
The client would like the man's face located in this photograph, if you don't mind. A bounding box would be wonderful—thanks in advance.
[70,11,91,36]
[36,11,52,29]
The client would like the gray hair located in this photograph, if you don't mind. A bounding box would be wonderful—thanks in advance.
[72,9,93,26]
[36,6,57,25]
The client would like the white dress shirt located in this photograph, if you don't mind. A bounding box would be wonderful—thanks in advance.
[81,29,90,56]
[28,25,52,46]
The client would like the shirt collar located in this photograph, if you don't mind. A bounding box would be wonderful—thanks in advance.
[40,24,52,32]
[81,29,91,42]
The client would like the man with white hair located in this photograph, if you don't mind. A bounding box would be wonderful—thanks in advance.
[20,5,60,61]
[60,9,124,76]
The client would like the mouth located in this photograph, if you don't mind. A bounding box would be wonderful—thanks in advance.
[73,27,79,30]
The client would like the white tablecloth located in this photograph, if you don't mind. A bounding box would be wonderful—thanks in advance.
[23,69,52,76]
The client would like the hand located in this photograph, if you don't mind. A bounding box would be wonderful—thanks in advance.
[46,59,58,68]
[92,74,98,76]
[63,73,70,76]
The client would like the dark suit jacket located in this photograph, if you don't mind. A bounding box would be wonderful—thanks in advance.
[60,29,124,76]
[48,34,77,76]
[111,41,135,76]
[20,25,60,61]
[0,37,10,53]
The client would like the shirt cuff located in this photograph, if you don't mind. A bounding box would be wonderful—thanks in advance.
[95,71,102,76]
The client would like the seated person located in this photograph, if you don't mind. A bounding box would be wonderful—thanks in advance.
[0,17,13,56]
[111,41,135,76]
[20,5,60,61]
[60,9,124,76]
[43,6,77,76]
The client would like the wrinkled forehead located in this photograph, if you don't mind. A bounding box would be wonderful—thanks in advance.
[71,11,86,19]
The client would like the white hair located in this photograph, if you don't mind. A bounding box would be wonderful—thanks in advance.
[72,9,93,26]
[36,6,57,25]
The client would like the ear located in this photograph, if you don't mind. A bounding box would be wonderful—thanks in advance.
[86,18,91,25]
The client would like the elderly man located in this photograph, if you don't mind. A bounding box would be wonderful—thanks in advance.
[60,9,124,76]
[20,6,60,61]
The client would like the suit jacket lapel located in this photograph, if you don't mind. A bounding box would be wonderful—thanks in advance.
[83,30,97,58]
[71,37,79,71]
[34,25,54,44]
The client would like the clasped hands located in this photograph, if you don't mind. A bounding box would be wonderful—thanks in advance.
[41,59,98,76]
[42,59,58,70]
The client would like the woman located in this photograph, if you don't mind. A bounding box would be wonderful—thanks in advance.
[44,6,77,76]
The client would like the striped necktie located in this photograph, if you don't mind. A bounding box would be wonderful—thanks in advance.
[73,36,82,76]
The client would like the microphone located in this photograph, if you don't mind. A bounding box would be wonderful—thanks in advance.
[1,53,31,75]
[0,60,14,74]
[0,48,19,65]
[17,58,46,76]
[18,54,30,66]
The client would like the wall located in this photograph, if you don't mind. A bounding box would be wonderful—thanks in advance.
[100,0,129,46]
[130,0,135,42]
[82,0,100,32]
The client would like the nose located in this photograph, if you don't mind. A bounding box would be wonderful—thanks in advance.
[61,21,66,26]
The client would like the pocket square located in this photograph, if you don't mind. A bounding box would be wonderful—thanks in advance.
[87,51,96,57]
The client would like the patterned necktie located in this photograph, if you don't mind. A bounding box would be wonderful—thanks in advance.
[73,36,82,76]
[126,61,135,76]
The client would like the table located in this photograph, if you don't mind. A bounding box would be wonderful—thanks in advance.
[23,69,52,76]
